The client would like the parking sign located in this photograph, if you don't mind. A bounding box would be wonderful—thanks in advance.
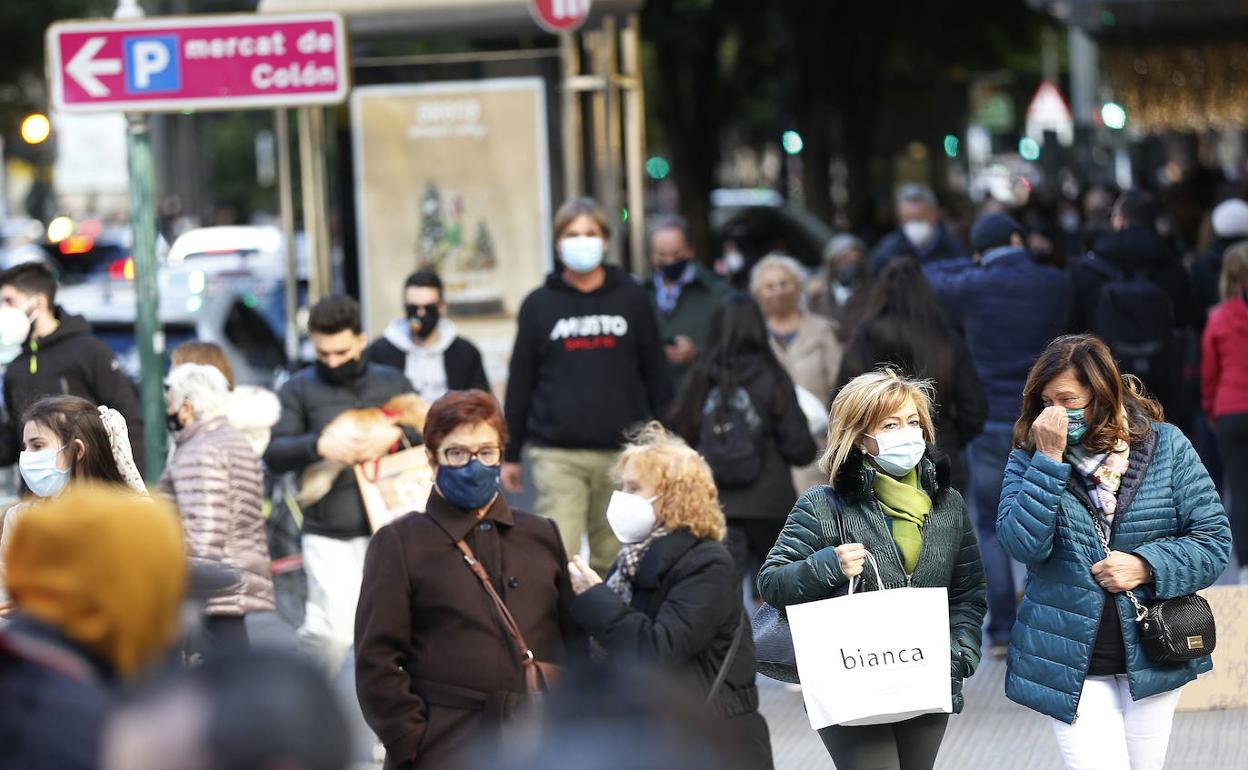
[47,13,348,113]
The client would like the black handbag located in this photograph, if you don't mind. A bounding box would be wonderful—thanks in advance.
[1092,516,1216,663]
[751,486,849,684]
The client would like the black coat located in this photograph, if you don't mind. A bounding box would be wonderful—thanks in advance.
[674,354,817,520]
[1,308,144,469]
[571,529,774,770]
[1068,225,1197,333]
[0,615,118,770]
[355,492,579,770]
[366,335,490,394]
[263,362,416,538]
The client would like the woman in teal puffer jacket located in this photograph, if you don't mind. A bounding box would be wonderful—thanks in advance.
[998,334,1230,770]
[758,369,986,770]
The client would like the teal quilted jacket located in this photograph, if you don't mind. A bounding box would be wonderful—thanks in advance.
[756,453,987,712]
[997,422,1231,724]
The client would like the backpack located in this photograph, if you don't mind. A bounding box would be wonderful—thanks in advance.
[1088,257,1178,387]
[698,384,764,487]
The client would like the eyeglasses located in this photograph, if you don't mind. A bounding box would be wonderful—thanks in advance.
[440,445,502,468]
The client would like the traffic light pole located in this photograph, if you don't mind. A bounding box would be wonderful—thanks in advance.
[125,112,166,481]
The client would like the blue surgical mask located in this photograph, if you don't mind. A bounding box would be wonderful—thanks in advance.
[1066,408,1088,445]
[560,236,605,273]
[20,445,71,498]
[866,427,926,477]
[437,459,500,511]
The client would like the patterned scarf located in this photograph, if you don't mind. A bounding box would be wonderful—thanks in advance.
[606,527,669,605]
[872,466,932,573]
[1065,440,1130,521]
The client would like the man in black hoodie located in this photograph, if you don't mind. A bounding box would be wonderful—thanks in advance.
[502,198,673,575]
[1066,190,1195,422]
[0,262,144,470]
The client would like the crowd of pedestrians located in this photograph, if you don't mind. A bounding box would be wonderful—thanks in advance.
[0,179,1242,770]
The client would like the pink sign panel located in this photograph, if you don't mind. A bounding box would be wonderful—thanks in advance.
[47,13,348,113]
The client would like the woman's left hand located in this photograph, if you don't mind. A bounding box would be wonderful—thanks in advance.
[1091,551,1152,593]
[568,555,603,595]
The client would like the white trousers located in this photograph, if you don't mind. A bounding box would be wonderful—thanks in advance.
[1051,675,1183,770]
[298,533,369,675]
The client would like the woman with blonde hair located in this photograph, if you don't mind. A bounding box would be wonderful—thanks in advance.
[1201,241,1248,583]
[757,369,986,770]
[568,422,773,769]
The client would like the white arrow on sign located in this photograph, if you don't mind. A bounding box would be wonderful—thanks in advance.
[66,37,122,98]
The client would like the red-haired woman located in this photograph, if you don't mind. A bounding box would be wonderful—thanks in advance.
[355,389,579,770]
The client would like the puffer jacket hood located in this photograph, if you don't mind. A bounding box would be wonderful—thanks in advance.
[227,385,281,457]
[997,422,1230,724]
[161,416,275,616]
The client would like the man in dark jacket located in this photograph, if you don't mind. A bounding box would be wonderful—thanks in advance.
[644,216,731,386]
[869,183,968,273]
[1066,190,1196,421]
[501,199,673,574]
[263,294,416,675]
[0,262,144,469]
[366,269,490,400]
[924,212,1070,654]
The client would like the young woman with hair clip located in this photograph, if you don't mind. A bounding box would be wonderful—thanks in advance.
[0,395,145,608]
[999,334,1230,769]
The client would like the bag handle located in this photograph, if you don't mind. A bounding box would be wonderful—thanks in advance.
[358,432,416,484]
[847,551,885,596]
[706,612,746,705]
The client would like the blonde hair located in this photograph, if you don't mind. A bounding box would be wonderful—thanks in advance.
[819,369,936,481]
[614,422,726,541]
[1221,240,1248,300]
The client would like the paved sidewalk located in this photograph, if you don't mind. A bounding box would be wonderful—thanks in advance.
[761,654,1248,769]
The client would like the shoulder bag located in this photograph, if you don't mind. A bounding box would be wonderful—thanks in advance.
[751,485,850,683]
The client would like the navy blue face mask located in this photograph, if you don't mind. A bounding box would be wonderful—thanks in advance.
[437,459,500,511]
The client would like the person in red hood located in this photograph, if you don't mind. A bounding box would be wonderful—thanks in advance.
[1201,240,1248,583]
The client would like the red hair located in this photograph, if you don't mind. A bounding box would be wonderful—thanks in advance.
[422,390,508,456]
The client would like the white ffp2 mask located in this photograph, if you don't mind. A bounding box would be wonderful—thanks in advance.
[867,426,926,476]
[606,490,658,544]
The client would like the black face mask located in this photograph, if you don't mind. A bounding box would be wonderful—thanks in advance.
[659,259,691,282]
[406,303,440,340]
[166,411,184,434]
[316,356,365,386]
[835,262,862,286]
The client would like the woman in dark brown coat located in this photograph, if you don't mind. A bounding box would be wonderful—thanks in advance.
[161,363,275,651]
[355,390,578,770]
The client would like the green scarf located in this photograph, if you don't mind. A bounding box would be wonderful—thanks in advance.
[872,466,933,573]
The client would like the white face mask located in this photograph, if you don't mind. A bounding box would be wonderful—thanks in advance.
[20,445,71,498]
[722,249,745,274]
[866,426,926,477]
[606,490,658,544]
[901,220,934,247]
[0,305,31,364]
[560,236,606,273]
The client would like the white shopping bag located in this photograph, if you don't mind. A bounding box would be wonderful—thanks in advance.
[787,554,952,729]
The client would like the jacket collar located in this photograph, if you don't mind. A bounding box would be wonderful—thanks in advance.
[833,449,948,503]
[424,487,515,542]
[632,528,699,590]
[172,414,227,446]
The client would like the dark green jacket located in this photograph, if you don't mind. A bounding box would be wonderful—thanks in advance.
[756,452,987,712]
[645,263,731,383]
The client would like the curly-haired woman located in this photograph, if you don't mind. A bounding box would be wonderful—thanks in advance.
[568,422,773,769]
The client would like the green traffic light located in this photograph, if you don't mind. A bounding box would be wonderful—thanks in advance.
[1101,102,1128,130]
[782,130,804,155]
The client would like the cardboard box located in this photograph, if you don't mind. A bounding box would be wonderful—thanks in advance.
[1178,585,1248,711]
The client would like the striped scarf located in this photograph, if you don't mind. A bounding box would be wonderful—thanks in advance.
[1065,440,1130,521]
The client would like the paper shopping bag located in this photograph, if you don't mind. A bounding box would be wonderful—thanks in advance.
[787,586,952,729]
[354,446,434,532]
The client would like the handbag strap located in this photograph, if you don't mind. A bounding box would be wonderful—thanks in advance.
[706,612,746,705]
[454,539,539,668]
[1090,514,1149,621]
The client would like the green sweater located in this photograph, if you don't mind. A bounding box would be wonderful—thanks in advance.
[756,456,987,712]
[645,263,731,383]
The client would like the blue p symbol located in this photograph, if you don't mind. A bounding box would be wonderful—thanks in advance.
[124,36,180,93]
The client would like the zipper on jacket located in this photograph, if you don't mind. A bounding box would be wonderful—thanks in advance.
[870,498,913,588]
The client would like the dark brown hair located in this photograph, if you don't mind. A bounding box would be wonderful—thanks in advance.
[553,197,611,240]
[308,295,362,336]
[22,396,126,484]
[171,341,236,389]
[422,390,508,460]
[1013,334,1164,454]
[1,262,58,303]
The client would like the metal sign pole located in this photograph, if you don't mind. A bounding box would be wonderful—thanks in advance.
[275,108,299,363]
[125,112,166,481]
